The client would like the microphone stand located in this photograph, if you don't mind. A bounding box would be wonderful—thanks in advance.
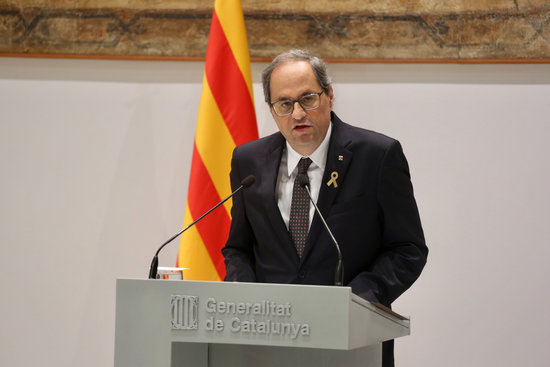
[299,175,344,286]
[148,175,255,279]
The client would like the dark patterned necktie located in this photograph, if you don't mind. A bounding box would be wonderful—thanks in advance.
[289,157,312,258]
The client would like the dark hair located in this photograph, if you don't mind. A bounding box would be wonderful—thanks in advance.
[261,49,332,104]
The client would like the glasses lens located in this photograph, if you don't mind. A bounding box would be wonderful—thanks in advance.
[274,100,292,116]
[299,94,320,109]
[272,92,322,116]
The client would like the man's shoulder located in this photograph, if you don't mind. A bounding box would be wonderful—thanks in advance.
[234,131,284,155]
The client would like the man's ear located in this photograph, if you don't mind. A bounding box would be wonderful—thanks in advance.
[328,87,334,109]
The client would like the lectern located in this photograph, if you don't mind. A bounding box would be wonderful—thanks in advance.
[114,279,410,367]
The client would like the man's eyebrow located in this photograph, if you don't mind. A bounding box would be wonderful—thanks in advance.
[275,91,316,101]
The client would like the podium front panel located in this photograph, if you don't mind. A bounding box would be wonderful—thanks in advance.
[114,279,409,367]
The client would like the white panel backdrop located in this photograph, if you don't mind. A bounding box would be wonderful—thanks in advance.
[1,57,549,367]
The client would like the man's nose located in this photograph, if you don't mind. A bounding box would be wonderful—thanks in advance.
[292,101,306,119]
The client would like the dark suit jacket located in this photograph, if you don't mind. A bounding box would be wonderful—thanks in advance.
[223,112,427,306]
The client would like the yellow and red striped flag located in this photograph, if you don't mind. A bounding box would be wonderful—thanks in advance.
[176,0,258,281]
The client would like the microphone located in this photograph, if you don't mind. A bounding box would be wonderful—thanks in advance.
[297,174,344,286]
[148,175,256,279]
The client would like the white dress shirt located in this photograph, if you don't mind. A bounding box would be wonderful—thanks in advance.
[276,122,333,230]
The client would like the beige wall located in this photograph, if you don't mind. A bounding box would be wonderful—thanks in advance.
[1,57,549,366]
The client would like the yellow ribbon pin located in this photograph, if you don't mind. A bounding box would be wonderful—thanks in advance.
[327,171,339,188]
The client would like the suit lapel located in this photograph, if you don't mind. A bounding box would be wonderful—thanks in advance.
[260,134,294,250]
[302,117,352,261]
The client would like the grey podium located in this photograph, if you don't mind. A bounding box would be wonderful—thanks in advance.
[114,279,410,367]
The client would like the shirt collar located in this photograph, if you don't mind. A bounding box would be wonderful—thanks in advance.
[285,121,332,176]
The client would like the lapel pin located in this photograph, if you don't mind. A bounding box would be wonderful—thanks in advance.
[338,155,343,161]
[327,171,339,188]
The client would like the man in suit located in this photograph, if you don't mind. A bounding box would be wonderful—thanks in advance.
[222,50,428,366]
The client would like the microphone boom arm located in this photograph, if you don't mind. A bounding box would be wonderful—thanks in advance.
[302,180,344,286]
[148,175,255,279]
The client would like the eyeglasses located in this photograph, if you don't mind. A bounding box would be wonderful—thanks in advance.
[270,91,324,117]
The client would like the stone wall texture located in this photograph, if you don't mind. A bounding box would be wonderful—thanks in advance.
[1,0,549,61]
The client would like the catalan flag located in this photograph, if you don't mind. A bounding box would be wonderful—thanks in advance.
[176,0,258,281]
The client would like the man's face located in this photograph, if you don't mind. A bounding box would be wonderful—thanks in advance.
[269,61,333,156]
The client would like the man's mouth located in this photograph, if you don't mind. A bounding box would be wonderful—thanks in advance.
[294,124,310,131]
